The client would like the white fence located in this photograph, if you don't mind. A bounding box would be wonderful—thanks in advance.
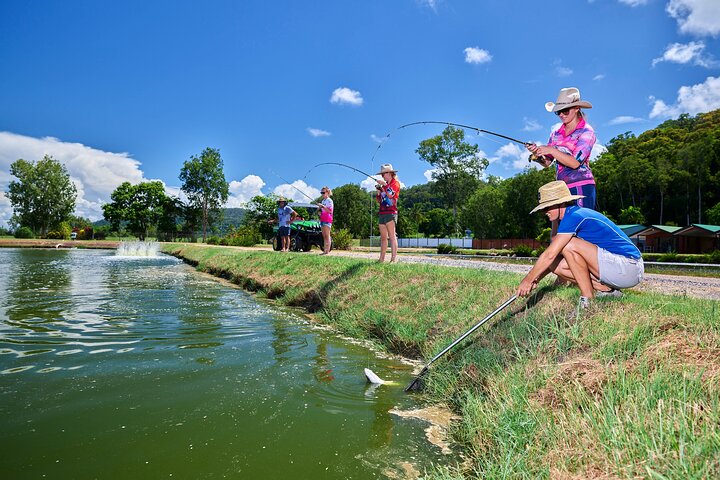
[364,236,474,248]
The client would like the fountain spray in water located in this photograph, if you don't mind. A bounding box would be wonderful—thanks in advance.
[116,241,160,257]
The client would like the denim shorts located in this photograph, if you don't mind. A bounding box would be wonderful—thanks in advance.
[598,247,644,289]
[378,214,397,225]
[320,222,332,228]
[278,226,291,236]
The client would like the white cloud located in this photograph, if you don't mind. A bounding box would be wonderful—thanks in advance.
[0,191,11,228]
[272,180,320,203]
[593,74,606,81]
[667,0,720,37]
[464,47,492,65]
[370,134,388,144]
[486,142,533,170]
[652,41,715,67]
[522,118,542,131]
[423,169,438,182]
[307,127,331,137]
[330,87,364,106]
[649,76,720,118]
[0,131,147,224]
[419,0,438,10]
[590,143,608,162]
[360,175,383,191]
[556,66,573,77]
[607,115,645,125]
[226,175,265,207]
[618,0,649,7]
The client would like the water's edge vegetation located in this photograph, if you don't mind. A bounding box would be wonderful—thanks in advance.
[163,243,720,479]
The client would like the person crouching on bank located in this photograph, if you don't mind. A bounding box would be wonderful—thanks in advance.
[517,181,644,309]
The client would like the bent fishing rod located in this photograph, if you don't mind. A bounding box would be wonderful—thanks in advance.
[371,121,543,166]
[303,162,381,185]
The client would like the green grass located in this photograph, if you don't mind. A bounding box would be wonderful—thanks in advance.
[162,243,720,479]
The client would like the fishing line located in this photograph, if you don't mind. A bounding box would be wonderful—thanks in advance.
[302,162,380,185]
[269,169,318,203]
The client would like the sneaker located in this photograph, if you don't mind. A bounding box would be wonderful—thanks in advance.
[596,288,623,298]
[578,296,591,310]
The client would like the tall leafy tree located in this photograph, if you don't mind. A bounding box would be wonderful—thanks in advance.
[416,126,488,234]
[179,147,229,242]
[102,181,168,240]
[331,183,374,238]
[243,194,280,239]
[7,155,77,236]
[461,185,507,239]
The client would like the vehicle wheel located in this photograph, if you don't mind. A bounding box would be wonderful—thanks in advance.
[272,236,281,251]
[302,242,312,252]
[290,237,302,252]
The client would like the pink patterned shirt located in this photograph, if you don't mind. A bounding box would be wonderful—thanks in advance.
[548,118,596,188]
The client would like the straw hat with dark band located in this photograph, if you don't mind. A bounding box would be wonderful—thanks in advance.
[545,87,593,113]
[530,181,585,214]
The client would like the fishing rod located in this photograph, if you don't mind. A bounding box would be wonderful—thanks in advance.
[269,169,318,203]
[303,162,380,184]
[370,121,542,166]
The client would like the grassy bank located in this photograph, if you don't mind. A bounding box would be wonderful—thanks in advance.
[163,243,720,479]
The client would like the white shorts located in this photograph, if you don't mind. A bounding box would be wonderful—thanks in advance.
[597,247,644,289]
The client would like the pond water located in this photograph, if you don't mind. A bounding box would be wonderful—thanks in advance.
[0,248,456,479]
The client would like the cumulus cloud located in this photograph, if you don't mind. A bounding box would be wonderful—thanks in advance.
[330,87,364,106]
[649,76,720,118]
[423,169,438,182]
[272,180,320,202]
[464,47,492,65]
[307,127,331,137]
[607,115,645,125]
[487,142,534,170]
[226,175,266,207]
[590,143,608,162]
[666,0,720,37]
[0,131,147,224]
[652,41,715,67]
[522,118,542,131]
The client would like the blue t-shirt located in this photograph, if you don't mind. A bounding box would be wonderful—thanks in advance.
[277,205,295,226]
[557,206,641,259]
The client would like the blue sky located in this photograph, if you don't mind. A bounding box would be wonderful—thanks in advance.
[1,0,719,225]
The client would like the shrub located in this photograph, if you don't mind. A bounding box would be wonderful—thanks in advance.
[14,226,34,239]
[512,244,534,257]
[46,230,65,239]
[437,244,458,254]
[206,236,220,245]
[331,229,353,250]
[533,246,546,257]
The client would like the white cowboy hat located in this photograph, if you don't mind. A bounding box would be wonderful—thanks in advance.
[530,181,585,214]
[376,163,398,175]
[545,87,593,113]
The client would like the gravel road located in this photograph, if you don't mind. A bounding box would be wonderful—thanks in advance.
[328,250,720,301]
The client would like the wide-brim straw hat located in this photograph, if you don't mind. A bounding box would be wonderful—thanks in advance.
[277,196,287,204]
[530,181,585,214]
[545,87,593,113]
[376,163,398,175]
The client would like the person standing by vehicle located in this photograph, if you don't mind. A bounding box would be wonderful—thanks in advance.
[527,87,597,211]
[274,197,296,252]
[375,164,400,263]
[316,187,334,255]
[517,181,643,310]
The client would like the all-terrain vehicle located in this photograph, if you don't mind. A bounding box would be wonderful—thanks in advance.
[271,202,333,252]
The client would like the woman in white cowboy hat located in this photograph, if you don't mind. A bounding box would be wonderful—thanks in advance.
[375,164,401,263]
[517,181,643,310]
[527,87,598,211]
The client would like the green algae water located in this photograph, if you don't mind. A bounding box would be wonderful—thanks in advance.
[0,248,456,479]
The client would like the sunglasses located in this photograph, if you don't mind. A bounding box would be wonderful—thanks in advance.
[321,190,328,193]
[555,107,575,116]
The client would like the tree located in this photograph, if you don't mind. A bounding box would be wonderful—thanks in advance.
[102,181,168,240]
[179,147,229,242]
[420,208,454,237]
[243,194,280,239]
[618,206,646,225]
[331,184,374,238]
[7,155,77,236]
[460,185,507,239]
[416,126,488,234]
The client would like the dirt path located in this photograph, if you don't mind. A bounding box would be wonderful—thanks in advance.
[325,250,720,301]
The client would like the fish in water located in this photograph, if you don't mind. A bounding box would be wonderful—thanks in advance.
[364,368,386,385]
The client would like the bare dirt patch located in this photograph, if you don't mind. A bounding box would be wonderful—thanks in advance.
[532,354,609,408]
